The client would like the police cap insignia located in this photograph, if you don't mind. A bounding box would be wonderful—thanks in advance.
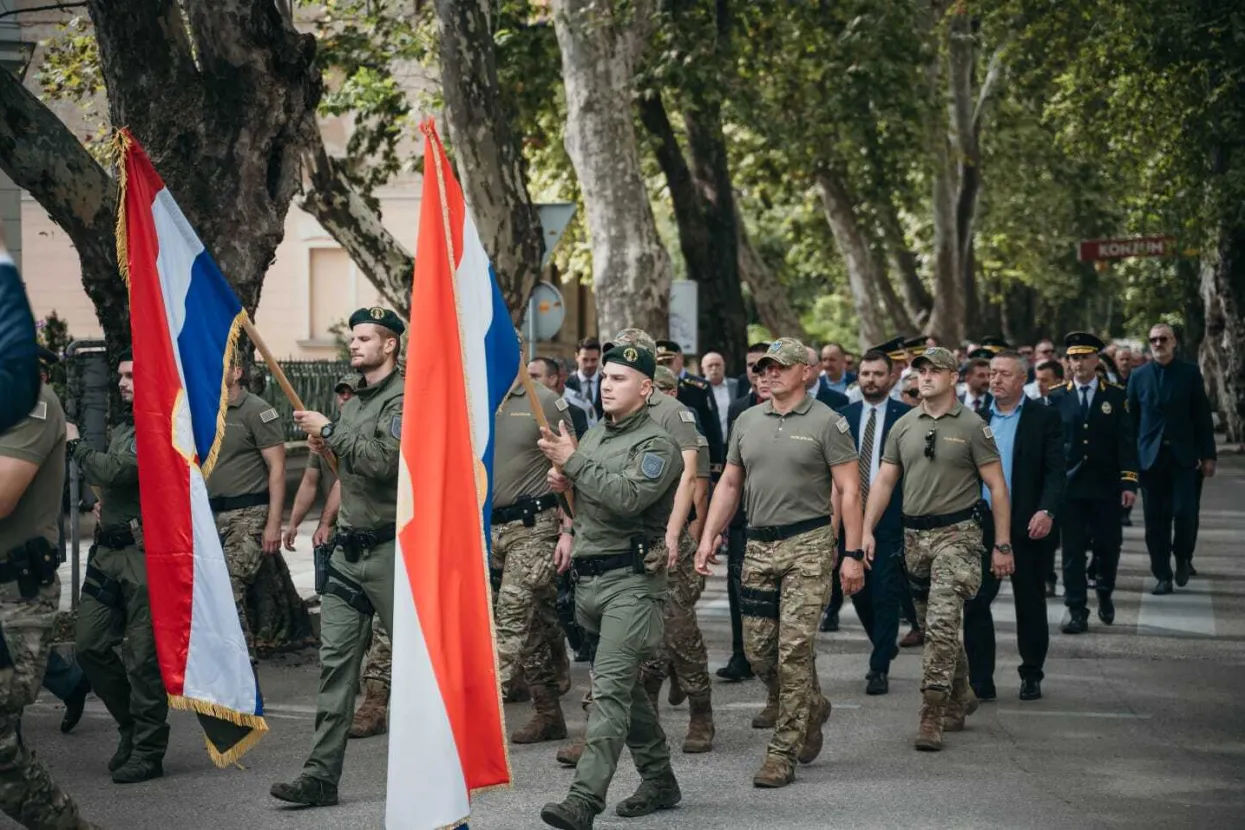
[640,452,667,480]
[390,414,402,439]
[260,407,279,424]
[1101,401,1112,415]
[555,398,569,411]
[679,410,695,423]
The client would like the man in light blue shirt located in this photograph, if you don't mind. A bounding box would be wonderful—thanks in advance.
[983,400,1021,504]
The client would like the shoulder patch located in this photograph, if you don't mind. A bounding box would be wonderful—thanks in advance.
[679,410,696,423]
[983,426,994,440]
[640,452,667,480]
[836,416,849,434]
[555,398,570,411]
[696,435,709,447]
[390,414,402,439]
[259,407,279,424]
[29,401,48,421]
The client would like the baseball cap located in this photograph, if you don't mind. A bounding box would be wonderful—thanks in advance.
[754,337,810,370]
[910,346,958,372]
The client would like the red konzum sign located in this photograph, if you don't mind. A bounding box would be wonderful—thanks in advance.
[1078,235,1175,262]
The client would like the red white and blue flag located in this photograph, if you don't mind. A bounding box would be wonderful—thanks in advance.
[386,120,516,827]
[116,130,268,766]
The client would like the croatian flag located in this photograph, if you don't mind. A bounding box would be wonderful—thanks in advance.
[386,120,516,828]
[116,130,268,765]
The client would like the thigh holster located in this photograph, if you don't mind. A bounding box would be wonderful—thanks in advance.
[81,563,124,608]
[739,586,780,620]
[323,565,376,617]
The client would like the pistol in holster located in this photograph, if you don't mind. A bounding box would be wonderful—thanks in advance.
[313,543,333,595]
[555,571,583,652]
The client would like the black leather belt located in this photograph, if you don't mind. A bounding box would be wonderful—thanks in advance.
[746,516,831,542]
[209,491,269,512]
[492,493,559,526]
[97,528,136,549]
[570,553,636,581]
[335,524,397,563]
[902,506,977,530]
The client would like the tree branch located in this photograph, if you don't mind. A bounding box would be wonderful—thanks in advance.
[0,2,87,20]
[735,205,807,342]
[973,45,1006,139]
[815,168,888,348]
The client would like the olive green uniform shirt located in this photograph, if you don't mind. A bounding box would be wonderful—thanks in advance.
[325,368,403,530]
[206,390,285,499]
[492,383,573,508]
[562,408,684,558]
[727,393,858,527]
[0,384,66,551]
[882,400,1000,516]
[646,393,706,479]
[307,451,338,490]
[74,422,140,534]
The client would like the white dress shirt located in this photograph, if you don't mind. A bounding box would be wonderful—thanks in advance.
[1074,376,1099,410]
[857,399,886,485]
[710,380,732,438]
[1023,380,1043,400]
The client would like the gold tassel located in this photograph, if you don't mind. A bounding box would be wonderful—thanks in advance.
[200,312,246,479]
[113,129,134,290]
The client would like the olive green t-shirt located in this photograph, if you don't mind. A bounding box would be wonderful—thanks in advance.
[206,391,285,499]
[75,422,140,533]
[307,451,338,491]
[646,393,704,479]
[0,384,66,551]
[882,400,1001,516]
[727,393,858,527]
[493,383,573,508]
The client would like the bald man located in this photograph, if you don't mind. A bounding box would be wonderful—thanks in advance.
[808,347,849,412]
[701,352,734,439]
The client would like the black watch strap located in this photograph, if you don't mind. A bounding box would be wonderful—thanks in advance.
[844,548,865,561]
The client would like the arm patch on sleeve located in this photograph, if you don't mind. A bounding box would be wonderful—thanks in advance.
[555,398,569,411]
[640,452,667,480]
[260,407,279,424]
[390,414,402,439]
[836,417,849,433]
[679,410,695,423]
[983,426,994,440]
[29,401,47,421]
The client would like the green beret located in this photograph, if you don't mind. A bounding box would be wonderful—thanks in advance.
[603,344,656,379]
[348,307,406,336]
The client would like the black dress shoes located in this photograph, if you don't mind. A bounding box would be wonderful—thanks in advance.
[819,611,840,633]
[716,655,754,682]
[1188,564,1198,577]
[1097,593,1115,625]
[1062,611,1089,634]
[1019,679,1042,701]
[865,671,889,696]
[1152,579,1174,596]
[972,683,997,702]
[1175,560,1191,587]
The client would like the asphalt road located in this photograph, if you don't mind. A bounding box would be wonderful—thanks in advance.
[15,451,1245,830]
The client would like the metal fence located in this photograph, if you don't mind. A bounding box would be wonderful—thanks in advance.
[253,360,353,442]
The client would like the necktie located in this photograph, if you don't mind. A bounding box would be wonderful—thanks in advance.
[1080,386,1090,417]
[973,397,983,414]
[859,407,877,508]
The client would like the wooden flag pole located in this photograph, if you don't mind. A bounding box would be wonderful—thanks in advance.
[240,316,339,474]
[517,340,574,516]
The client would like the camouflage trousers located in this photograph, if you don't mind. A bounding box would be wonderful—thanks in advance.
[361,620,391,688]
[489,510,564,694]
[904,519,983,693]
[640,529,710,697]
[0,574,87,827]
[741,524,835,764]
[215,505,269,655]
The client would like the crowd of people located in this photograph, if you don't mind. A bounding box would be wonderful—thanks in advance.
[0,282,1219,830]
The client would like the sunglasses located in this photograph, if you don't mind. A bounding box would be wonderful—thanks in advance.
[924,429,936,460]
[1149,336,1170,345]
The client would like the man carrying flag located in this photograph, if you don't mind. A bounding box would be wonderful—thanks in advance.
[271,306,405,808]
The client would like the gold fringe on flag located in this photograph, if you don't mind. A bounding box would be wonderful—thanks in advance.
[167,693,270,769]
[200,311,246,480]
[112,129,134,290]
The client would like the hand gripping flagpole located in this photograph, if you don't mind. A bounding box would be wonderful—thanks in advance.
[240,317,339,475]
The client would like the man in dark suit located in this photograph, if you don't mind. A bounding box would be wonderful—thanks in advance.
[959,356,993,415]
[1126,324,1217,593]
[734,342,771,398]
[656,340,725,474]
[963,351,1064,701]
[1053,332,1139,632]
[563,336,602,424]
[825,351,910,694]
[530,357,589,438]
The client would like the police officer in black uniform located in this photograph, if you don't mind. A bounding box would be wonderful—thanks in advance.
[1053,332,1138,634]
[655,340,724,477]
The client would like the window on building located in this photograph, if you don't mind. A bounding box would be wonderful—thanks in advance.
[309,246,350,341]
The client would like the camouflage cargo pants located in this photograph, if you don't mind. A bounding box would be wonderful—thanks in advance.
[0,574,87,827]
[490,510,564,693]
[361,620,391,688]
[741,525,835,764]
[640,528,710,697]
[215,505,269,655]
[904,519,983,693]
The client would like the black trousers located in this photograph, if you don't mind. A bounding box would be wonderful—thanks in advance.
[727,525,747,660]
[1141,446,1201,581]
[828,542,919,630]
[1062,496,1122,610]
[964,538,1053,688]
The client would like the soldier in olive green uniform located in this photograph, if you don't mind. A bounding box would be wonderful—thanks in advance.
[0,380,92,826]
[863,347,1013,752]
[491,376,574,743]
[271,308,405,807]
[206,362,286,657]
[696,338,864,789]
[70,352,171,784]
[537,345,684,830]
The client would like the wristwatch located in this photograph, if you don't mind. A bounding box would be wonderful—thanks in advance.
[66,438,81,457]
[1041,509,1054,519]
[843,549,865,562]
[320,423,335,439]
[995,543,1013,555]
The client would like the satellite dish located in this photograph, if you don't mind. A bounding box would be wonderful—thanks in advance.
[521,281,566,342]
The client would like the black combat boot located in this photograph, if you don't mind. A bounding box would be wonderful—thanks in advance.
[615,769,682,817]
[270,775,339,807]
[540,798,596,830]
[108,728,134,773]
[111,757,163,784]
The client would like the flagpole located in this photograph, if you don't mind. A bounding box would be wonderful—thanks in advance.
[240,316,339,474]
[517,338,574,516]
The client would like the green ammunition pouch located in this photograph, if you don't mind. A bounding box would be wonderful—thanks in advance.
[2,537,59,600]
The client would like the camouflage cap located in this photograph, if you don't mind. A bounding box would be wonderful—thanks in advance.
[603,328,657,354]
[910,346,958,372]
[654,365,678,391]
[754,337,810,370]
[334,375,357,393]
[603,344,656,379]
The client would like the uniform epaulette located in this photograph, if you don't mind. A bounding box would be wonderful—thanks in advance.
[682,376,707,390]
[1065,381,1074,391]
[1121,471,1139,483]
